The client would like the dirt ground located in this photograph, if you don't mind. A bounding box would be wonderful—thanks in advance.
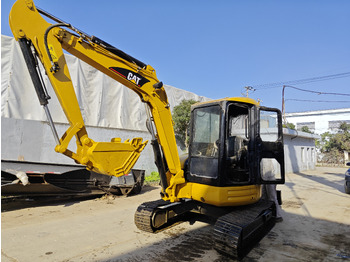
[2,167,350,262]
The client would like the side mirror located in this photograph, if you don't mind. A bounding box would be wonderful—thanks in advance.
[347,162,350,167]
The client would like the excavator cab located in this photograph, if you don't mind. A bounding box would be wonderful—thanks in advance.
[187,98,285,187]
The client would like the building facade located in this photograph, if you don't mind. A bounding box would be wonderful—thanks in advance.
[285,108,350,135]
[283,129,319,173]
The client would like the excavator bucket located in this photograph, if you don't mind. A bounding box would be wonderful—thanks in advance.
[52,121,148,178]
[86,138,148,177]
[74,137,148,177]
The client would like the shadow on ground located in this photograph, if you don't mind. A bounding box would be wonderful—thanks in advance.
[1,185,160,212]
[97,211,350,262]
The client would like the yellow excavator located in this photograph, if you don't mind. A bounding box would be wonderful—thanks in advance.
[9,0,285,258]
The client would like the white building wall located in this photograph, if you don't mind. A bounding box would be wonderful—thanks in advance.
[283,129,318,173]
[285,108,350,134]
[262,128,319,174]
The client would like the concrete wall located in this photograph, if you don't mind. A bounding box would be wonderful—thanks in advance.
[259,128,318,174]
[283,128,318,173]
[1,117,160,174]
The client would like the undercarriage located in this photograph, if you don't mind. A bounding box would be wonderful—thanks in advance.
[135,198,276,259]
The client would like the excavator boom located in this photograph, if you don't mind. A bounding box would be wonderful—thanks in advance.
[9,0,185,199]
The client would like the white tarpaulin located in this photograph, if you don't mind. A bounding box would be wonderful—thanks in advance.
[1,35,319,175]
[1,35,209,131]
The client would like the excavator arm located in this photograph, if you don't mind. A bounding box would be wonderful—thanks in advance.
[9,0,185,201]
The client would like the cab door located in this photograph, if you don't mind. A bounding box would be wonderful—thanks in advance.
[256,107,285,184]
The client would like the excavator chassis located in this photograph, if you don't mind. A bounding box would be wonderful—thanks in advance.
[135,199,276,258]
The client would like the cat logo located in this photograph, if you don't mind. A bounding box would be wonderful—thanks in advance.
[109,67,150,87]
[127,72,141,85]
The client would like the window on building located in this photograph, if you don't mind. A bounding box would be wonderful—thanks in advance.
[328,120,350,132]
[311,148,315,163]
[301,147,305,163]
[296,122,315,133]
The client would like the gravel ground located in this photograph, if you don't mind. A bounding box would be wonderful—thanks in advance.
[2,167,350,262]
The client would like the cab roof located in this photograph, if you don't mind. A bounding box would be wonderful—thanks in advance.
[193,97,259,108]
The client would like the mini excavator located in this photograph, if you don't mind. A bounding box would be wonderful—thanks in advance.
[9,0,285,258]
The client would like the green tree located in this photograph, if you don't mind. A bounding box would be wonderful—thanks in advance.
[335,123,350,152]
[301,126,313,134]
[172,99,198,147]
[283,122,296,130]
[317,122,350,164]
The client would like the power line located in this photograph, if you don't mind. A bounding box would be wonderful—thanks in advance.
[283,85,350,97]
[249,71,350,90]
[285,99,350,103]
[282,84,350,123]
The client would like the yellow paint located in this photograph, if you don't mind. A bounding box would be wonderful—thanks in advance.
[176,182,261,206]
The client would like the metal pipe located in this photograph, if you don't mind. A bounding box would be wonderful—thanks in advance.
[144,103,156,140]
[144,103,168,192]
[37,7,67,24]
[43,105,60,145]
[37,6,91,40]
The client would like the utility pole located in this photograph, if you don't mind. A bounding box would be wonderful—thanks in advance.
[282,85,286,124]
[244,86,254,97]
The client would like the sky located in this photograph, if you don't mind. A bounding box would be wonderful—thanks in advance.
[2,0,350,113]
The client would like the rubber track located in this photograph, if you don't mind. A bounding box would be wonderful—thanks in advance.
[213,200,275,259]
[134,199,168,233]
